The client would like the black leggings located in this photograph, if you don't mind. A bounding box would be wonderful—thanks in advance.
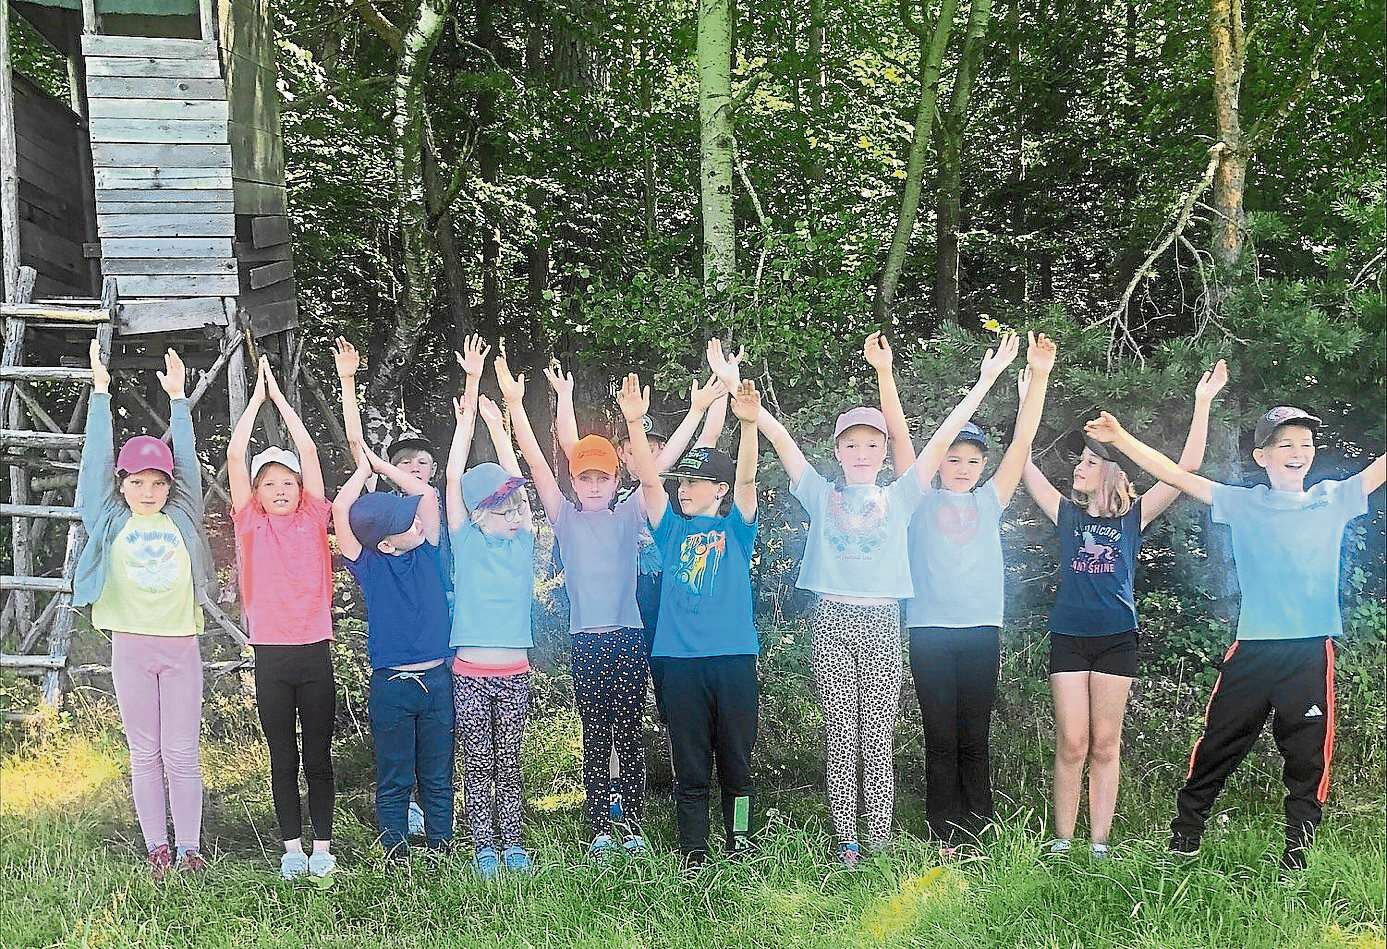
[908,626,1000,843]
[572,628,649,836]
[253,641,337,842]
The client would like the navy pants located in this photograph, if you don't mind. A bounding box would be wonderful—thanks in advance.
[369,662,455,852]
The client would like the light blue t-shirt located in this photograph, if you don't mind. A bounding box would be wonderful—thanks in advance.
[790,464,924,599]
[905,481,1005,629]
[650,507,759,658]
[449,520,536,649]
[551,494,644,633]
[1211,476,1369,641]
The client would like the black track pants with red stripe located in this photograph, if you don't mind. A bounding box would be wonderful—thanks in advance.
[1172,637,1335,848]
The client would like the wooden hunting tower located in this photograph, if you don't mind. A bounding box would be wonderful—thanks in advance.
[1,0,300,711]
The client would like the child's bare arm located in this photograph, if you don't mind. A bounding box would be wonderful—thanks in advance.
[1357,455,1385,497]
[332,448,372,561]
[543,361,579,461]
[619,374,669,529]
[228,359,268,511]
[913,333,1019,487]
[263,359,325,499]
[363,443,441,544]
[993,333,1056,505]
[730,380,761,522]
[497,356,561,518]
[655,376,727,471]
[865,332,916,477]
[1021,460,1063,524]
[1138,360,1227,528]
[1086,412,1216,506]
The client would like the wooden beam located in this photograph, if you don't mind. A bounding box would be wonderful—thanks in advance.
[97,201,235,215]
[115,274,239,297]
[17,592,60,653]
[0,303,111,322]
[0,576,70,593]
[81,36,217,59]
[198,0,217,45]
[2,367,94,383]
[98,215,235,239]
[0,430,84,450]
[0,503,80,520]
[42,524,86,706]
[95,167,233,190]
[86,77,227,101]
[91,142,232,169]
[103,257,237,275]
[98,190,235,205]
[1,0,19,303]
[250,214,291,248]
[87,98,229,121]
[80,0,97,35]
[1,654,65,669]
[86,58,223,80]
[248,260,293,290]
[101,238,233,259]
[117,296,230,335]
[89,118,228,145]
[223,304,247,425]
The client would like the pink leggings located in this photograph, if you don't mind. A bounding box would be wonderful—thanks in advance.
[111,632,204,852]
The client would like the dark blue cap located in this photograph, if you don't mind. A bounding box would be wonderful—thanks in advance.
[349,492,421,550]
[954,422,988,449]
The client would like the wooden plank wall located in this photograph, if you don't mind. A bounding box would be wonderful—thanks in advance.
[82,33,240,334]
[218,0,297,337]
[12,74,91,298]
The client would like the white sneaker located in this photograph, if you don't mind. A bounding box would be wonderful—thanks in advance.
[1045,838,1073,855]
[308,850,337,879]
[588,834,615,860]
[280,850,309,880]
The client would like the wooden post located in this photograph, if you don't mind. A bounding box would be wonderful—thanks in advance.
[224,300,247,426]
[0,0,20,303]
[198,0,216,44]
[80,0,97,35]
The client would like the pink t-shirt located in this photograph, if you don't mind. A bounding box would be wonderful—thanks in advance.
[233,492,334,646]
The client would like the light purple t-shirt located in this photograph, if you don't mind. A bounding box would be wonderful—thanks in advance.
[551,493,645,633]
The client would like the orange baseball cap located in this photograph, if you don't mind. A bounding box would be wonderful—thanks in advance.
[570,434,619,478]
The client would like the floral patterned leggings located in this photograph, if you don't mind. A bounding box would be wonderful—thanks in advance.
[453,672,531,851]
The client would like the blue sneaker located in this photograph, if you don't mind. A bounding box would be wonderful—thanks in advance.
[280,850,309,880]
[588,834,615,861]
[408,800,425,837]
[622,834,648,855]
[473,847,500,879]
[502,846,533,873]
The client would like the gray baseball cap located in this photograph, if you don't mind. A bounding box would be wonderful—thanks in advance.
[1254,406,1321,448]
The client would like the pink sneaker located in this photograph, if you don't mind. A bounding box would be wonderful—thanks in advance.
[176,850,208,873]
[837,842,862,868]
[146,844,173,881]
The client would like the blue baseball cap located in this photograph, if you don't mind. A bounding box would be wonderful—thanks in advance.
[463,462,528,512]
[954,422,988,449]
[349,492,421,550]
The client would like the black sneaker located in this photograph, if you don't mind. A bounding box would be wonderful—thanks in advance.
[1168,833,1201,857]
[1279,845,1308,873]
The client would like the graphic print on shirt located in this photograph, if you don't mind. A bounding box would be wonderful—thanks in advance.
[934,498,980,545]
[123,526,182,592]
[676,529,726,594]
[825,487,890,558]
[1071,526,1120,575]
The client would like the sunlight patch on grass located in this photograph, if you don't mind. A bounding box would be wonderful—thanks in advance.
[530,790,585,813]
[0,737,124,817]
[858,866,968,944]
[1322,924,1387,949]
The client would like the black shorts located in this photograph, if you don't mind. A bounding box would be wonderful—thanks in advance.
[1049,630,1139,678]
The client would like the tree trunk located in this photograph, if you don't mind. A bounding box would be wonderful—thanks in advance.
[697,0,736,289]
[932,0,994,326]
[872,0,958,323]
[1208,0,1246,270]
[477,0,503,330]
[1004,0,1025,305]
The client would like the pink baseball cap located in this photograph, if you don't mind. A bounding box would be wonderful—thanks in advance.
[833,406,889,440]
[116,435,174,477]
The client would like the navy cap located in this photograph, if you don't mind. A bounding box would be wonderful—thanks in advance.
[663,446,735,485]
[1254,406,1321,448]
[349,492,421,550]
[954,422,988,449]
[387,435,436,461]
[619,415,670,444]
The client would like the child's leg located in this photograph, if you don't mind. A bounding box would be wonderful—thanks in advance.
[297,641,337,844]
[1171,643,1272,841]
[454,674,498,850]
[1049,671,1091,840]
[610,628,649,824]
[857,604,904,849]
[1085,672,1132,846]
[414,664,455,848]
[369,670,419,853]
[662,658,714,857]
[157,636,204,854]
[254,645,305,843]
[571,632,616,837]
[637,572,667,723]
[910,627,964,841]
[810,599,862,846]
[111,634,170,851]
[955,627,1001,836]
[1268,639,1334,857]
[493,673,532,849]
[711,655,758,854]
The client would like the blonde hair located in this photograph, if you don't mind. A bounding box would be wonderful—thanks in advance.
[1070,459,1137,518]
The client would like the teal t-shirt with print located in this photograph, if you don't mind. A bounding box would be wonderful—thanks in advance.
[650,508,759,658]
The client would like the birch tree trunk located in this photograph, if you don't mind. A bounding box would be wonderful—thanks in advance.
[872,0,958,323]
[933,0,993,325]
[698,0,736,289]
[1208,0,1246,270]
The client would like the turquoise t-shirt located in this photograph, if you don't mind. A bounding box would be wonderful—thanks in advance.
[790,464,924,599]
[1211,476,1369,641]
[650,508,759,658]
[904,481,1005,629]
[449,520,536,649]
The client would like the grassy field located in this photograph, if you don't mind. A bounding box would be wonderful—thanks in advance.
[1,695,1383,949]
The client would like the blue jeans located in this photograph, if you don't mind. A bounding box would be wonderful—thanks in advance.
[369,662,455,852]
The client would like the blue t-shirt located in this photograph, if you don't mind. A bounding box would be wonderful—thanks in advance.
[1211,477,1369,641]
[650,507,759,658]
[449,520,536,649]
[344,541,452,670]
[551,494,644,633]
[905,481,1005,629]
[1049,499,1143,637]
[790,464,924,599]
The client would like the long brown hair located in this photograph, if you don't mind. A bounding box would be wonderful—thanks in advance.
[1070,458,1137,518]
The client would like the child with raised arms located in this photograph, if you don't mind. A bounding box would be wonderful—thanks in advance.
[711,334,1019,867]
[75,342,211,878]
[1020,359,1227,858]
[1085,404,1384,871]
[227,357,338,881]
[447,343,537,877]
[623,371,764,869]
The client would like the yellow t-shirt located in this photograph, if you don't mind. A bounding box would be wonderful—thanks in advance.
[92,513,202,636]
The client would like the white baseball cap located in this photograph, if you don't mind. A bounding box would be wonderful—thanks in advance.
[250,446,302,482]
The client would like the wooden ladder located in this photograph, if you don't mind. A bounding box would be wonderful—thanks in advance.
[0,265,116,711]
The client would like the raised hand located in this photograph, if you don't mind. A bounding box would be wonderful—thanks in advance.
[1017,367,1032,403]
[333,338,360,379]
[249,356,269,404]
[706,338,743,391]
[262,357,285,404]
[730,379,762,423]
[456,334,491,378]
[1026,331,1057,376]
[1195,359,1229,404]
[88,339,110,394]
[863,331,893,372]
[617,373,650,423]
[978,331,1020,382]
[349,440,371,475]
[477,394,504,427]
[156,348,186,400]
[542,360,574,397]
[690,375,728,413]
[1084,411,1127,445]
[494,355,525,404]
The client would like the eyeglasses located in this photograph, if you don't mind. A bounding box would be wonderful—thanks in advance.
[485,501,529,522]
